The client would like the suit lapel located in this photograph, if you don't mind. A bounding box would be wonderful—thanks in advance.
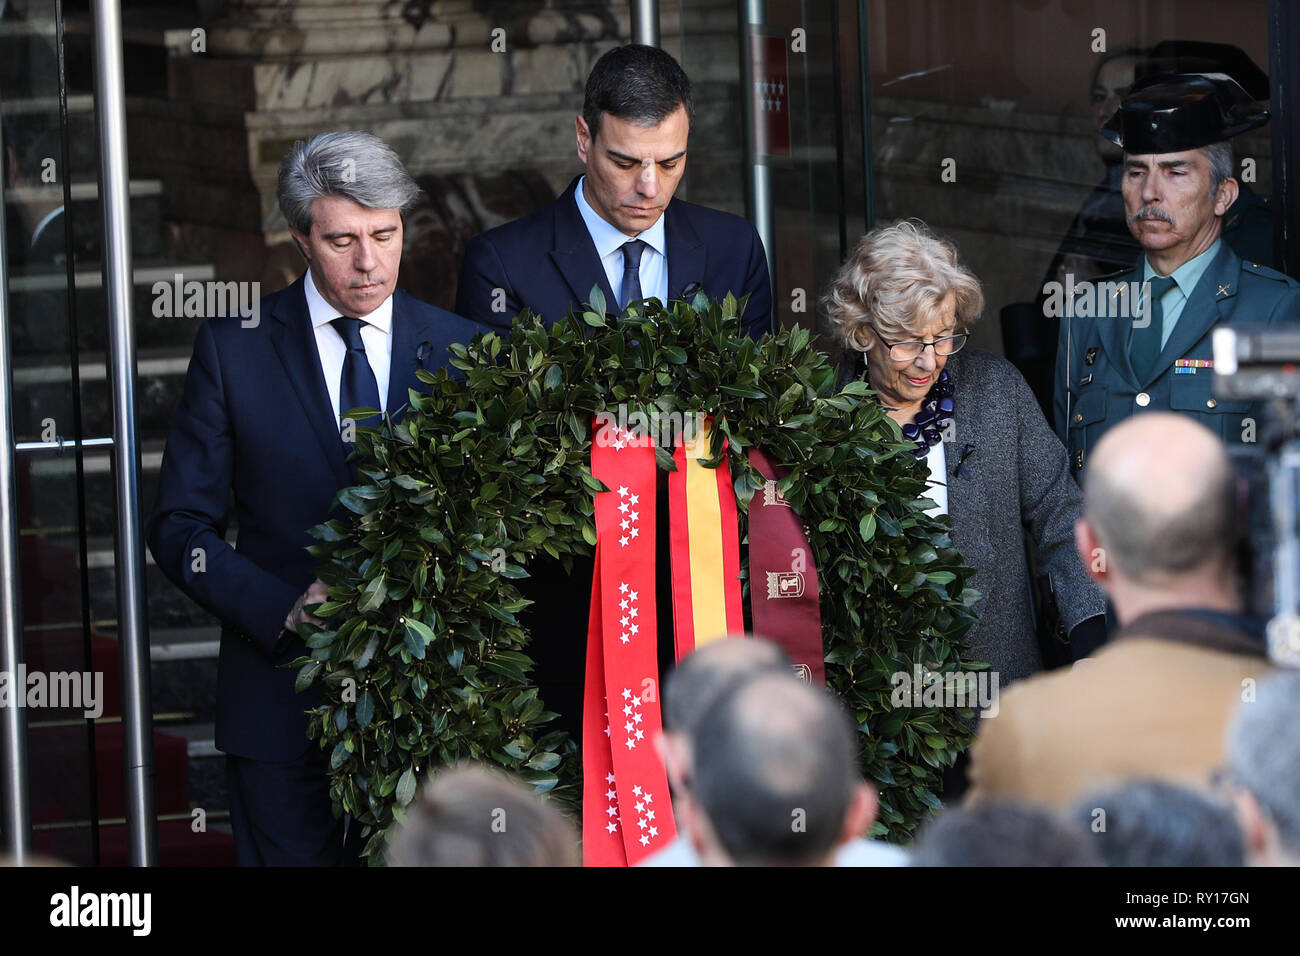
[1151,243,1239,379]
[665,201,705,301]
[386,289,425,421]
[1094,265,1141,389]
[268,276,352,490]
[549,178,618,314]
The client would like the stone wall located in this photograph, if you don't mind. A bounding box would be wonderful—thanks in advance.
[121,0,753,311]
[118,0,1278,343]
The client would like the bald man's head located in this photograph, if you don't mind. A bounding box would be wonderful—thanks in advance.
[1084,413,1237,584]
[689,673,858,865]
[662,637,793,737]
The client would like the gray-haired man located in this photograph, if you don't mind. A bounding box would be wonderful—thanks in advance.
[148,131,484,865]
[1227,670,1300,866]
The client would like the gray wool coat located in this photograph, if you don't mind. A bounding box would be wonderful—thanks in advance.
[915,348,1105,687]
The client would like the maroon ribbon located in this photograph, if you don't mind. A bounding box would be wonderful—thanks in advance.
[746,448,825,685]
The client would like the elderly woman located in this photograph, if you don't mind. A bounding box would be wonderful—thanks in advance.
[825,219,1106,692]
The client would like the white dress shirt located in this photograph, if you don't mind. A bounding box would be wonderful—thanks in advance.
[923,441,949,517]
[573,175,669,308]
[304,268,393,428]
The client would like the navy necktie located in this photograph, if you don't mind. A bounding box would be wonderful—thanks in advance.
[330,317,382,436]
[620,239,647,310]
[1129,275,1176,383]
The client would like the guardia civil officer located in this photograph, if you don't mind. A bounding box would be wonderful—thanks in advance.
[1054,72,1300,474]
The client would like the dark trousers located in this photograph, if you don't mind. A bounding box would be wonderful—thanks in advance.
[226,749,349,866]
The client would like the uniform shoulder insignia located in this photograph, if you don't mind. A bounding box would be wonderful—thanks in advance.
[1241,260,1298,285]
[1068,267,1136,306]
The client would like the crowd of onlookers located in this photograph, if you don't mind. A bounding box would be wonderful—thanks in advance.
[388,412,1299,868]
[390,645,1298,867]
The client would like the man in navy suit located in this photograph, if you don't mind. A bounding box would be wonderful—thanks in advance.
[456,44,773,338]
[147,131,484,865]
[456,46,772,748]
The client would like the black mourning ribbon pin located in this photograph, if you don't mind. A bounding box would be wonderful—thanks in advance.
[955,443,977,479]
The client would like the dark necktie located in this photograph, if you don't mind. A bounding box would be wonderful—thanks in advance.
[620,239,647,310]
[1129,275,1176,384]
[330,316,382,436]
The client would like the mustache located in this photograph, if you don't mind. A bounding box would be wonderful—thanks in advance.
[1129,205,1175,227]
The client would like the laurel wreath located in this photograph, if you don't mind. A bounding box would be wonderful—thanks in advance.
[296,290,980,863]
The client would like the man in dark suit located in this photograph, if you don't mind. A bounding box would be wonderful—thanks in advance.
[455,46,774,746]
[1054,72,1300,475]
[456,43,772,339]
[457,44,774,749]
[148,131,484,865]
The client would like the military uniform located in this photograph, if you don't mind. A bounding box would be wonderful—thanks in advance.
[1054,242,1300,472]
[1054,70,1300,474]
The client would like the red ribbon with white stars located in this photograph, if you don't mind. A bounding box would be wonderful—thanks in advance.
[582,424,676,865]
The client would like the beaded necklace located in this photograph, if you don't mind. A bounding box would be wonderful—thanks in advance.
[860,360,955,459]
[899,369,955,458]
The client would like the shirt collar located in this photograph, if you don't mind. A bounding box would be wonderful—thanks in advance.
[1116,607,1267,658]
[304,268,393,333]
[1143,238,1221,299]
[573,175,667,260]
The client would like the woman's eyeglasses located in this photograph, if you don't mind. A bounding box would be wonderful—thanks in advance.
[876,331,969,362]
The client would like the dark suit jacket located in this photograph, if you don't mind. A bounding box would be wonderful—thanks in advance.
[147,276,484,760]
[455,177,773,339]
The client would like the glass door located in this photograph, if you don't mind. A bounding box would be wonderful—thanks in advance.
[859,0,1278,415]
[679,0,869,363]
[684,0,1284,392]
[2,0,99,865]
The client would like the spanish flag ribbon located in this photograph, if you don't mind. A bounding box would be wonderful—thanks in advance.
[668,418,744,660]
[581,418,806,864]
